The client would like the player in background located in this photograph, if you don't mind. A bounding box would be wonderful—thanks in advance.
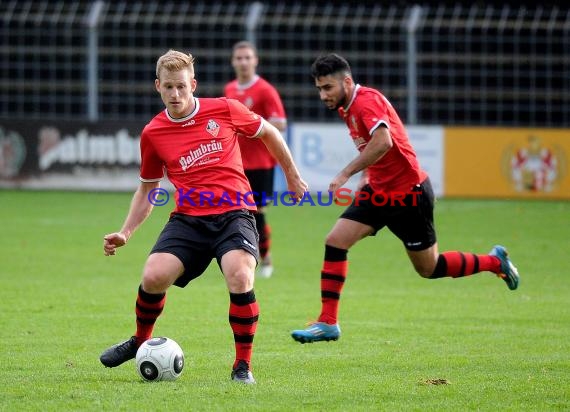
[224,41,288,278]
[99,50,307,384]
[291,53,520,343]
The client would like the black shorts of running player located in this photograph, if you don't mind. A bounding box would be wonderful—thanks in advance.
[340,178,437,251]
[150,209,259,288]
[244,168,274,207]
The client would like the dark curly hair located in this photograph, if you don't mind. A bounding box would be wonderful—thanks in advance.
[310,53,352,79]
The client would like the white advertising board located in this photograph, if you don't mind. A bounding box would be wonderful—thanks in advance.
[289,123,443,196]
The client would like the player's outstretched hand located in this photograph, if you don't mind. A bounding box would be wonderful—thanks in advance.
[103,232,127,256]
[288,177,309,203]
[328,171,351,195]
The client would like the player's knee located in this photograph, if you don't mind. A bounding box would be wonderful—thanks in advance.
[325,232,348,249]
[142,266,170,293]
[225,266,254,292]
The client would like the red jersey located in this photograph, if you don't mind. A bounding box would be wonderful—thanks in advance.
[338,85,427,193]
[140,97,263,216]
[224,75,286,170]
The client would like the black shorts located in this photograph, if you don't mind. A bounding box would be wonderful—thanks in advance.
[150,209,259,288]
[340,178,437,251]
[244,168,274,207]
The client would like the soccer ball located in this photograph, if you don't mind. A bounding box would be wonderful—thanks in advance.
[135,337,184,381]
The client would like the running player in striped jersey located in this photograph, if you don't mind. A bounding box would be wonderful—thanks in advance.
[291,53,519,344]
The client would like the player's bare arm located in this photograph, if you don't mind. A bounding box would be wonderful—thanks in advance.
[269,119,287,132]
[257,119,307,199]
[329,127,392,193]
[103,181,160,256]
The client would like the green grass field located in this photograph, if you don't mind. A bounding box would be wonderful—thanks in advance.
[1,190,569,411]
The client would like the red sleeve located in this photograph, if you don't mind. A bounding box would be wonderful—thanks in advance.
[360,94,390,136]
[226,98,264,138]
[263,85,287,122]
[139,129,164,182]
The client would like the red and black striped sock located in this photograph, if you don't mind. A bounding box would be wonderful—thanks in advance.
[135,285,166,346]
[229,290,259,369]
[318,245,348,325]
[431,251,501,278]
[261,223,272,259]
[255,212,271,259]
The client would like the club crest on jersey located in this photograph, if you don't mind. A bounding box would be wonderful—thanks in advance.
[206,119,220,137]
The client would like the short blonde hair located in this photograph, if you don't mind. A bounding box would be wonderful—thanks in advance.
[156,50,195,79]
